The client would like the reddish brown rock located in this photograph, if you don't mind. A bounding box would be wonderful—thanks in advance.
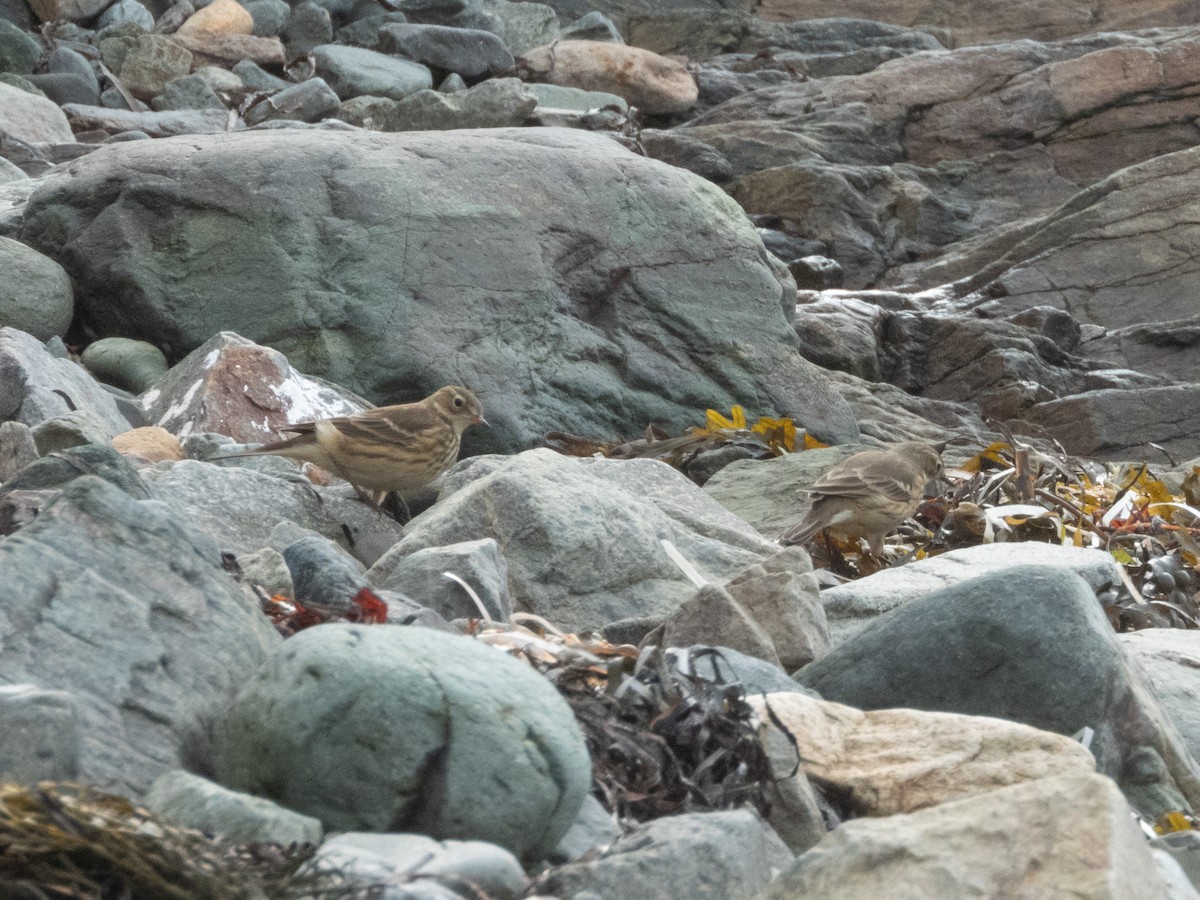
[519,40,697,115]
[749,0,1200,49]
[112,426,185,462]
[175,0,253,38]
[140,333,366,444]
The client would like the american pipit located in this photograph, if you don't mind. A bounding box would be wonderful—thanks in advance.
[213,385,486,504]
[778,441,943,554]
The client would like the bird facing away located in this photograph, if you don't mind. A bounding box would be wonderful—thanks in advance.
[213,385,486,504]
[778,441,943,555]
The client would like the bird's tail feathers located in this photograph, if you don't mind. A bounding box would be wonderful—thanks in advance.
[778,515,823,546]
[209,433,314,460]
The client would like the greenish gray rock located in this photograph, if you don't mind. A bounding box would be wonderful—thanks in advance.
[314,833,527,899]
[529,81,626,112]
[370,449,779,632]
[210,623,591,863]
[0,81,76,144]
[109,33,193,98]
[25,72,100,107]
[282,0,333,58]
[0,327,130,436]
[550,795,620,862]
[540,809,792,900]
[31,410,118,454]
[17,128,858,452]
[194,65,244,91]
[151,73,226,111]
[235,546,294,599]
[231,58,291,90]
[244,77,340,125]
[795,566,1200,820]
[815,542,1130,646]
[649,582,781,666]
[311,43,432,100]
[141,458,404,567]
[1,443,149,497]
[334,10,409,48]
[81,337,169,394]
[1018,385,1200,463]
[72,107,231,134]
[96,0,156,30]
[0,19,41,76]
[334,93,396,127]
[0,476,282,794]
[144,770,324,844]
[374,537,511,622]
[481,0,558,54]
[383,77,535,130]
[0,685,80,783]
[560,10,622,42]
[0,237,73,341]
[243,0,290,37]
[625,8,746,58]
[0,420,38,482]
[641,128,733,183]
[0,72,43,96]
[378,22,514,79]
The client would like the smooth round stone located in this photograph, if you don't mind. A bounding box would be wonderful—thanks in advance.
[0,20,41,76]
[243,0,289,37]
[46,47,98,84]
[80,337,168,394]
[25,72,100,106]
[209,623,591,863]
[96,0,156,31]
[194,64,244,91]
[0,237,73,340]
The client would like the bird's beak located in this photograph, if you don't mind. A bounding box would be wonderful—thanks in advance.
[472,415,490,427]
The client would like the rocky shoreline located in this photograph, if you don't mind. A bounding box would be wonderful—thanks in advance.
[3,0,1200,896]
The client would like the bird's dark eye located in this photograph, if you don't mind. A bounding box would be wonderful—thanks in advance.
[454,396,464,407]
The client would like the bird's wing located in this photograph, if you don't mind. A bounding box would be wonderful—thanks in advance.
[326,406,439,445]
[810,451,919,501]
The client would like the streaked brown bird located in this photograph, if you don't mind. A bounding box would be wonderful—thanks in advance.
[213,385,486,504]
[778,441,944,554]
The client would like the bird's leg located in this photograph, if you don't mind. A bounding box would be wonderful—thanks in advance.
[379,491,412,523]
[823,530,855,579]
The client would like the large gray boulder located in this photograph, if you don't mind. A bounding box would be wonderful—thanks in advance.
[209,623,591,864]
[369,449,779,632]
[0,476,281,794]
[17,128,858,453]
[539,808,793,900]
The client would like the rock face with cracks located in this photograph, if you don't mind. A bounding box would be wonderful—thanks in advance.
[17,127,858,453]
